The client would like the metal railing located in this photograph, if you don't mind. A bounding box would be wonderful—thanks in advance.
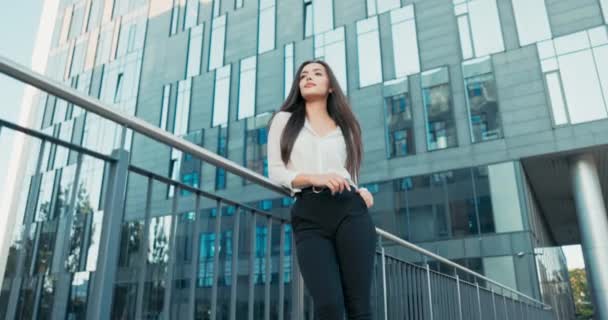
[0,54,554,319]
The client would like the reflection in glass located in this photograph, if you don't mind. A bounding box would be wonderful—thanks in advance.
[238,56,257,120]
[142,280,166,319]
[33,220,59,274]
[66,272,90,319]
[216,124,229,190]
[111,283,138,319]
[385,93,415,157]
[357,16,383,87]
[14,277,37,319]
[390,5,420,78]
[463,57,502,142]
[244,113,271,185]
[118,220,144,268]
[147,215,173,274]
[473,166,495,233]
[421,68,457,151]
[258,0,276,54]
[37,276,56,320]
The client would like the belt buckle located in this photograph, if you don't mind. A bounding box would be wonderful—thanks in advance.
[312,186,324,193]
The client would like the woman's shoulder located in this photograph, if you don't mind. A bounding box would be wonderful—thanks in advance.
[272,111,292,124]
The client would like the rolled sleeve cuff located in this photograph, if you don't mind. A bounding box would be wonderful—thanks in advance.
[285,170,302,197]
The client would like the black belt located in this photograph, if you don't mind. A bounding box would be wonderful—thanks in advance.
[298,185,357,196]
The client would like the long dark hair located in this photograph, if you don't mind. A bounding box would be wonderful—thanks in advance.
[268,60,363,184]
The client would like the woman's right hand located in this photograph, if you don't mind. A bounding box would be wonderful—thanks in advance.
[308,173,351,195]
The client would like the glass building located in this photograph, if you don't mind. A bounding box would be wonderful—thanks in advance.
[5,0,608,318]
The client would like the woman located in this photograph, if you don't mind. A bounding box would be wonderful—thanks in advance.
[267,60,377,319]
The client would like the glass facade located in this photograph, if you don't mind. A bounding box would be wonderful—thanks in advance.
[3,0,596,317]
[453,0,504,59]
[421,67,457,151]
[511,0,552,46]
[314,27,347,93]
[462,56,502,143]
[243,113,271,185]
[209,15,226,71]
[356,16,383,88]
[257,0,276,54]
[390,5,420,78]
[383,78,415,158]
[237,56,257,120]
[539,26,608,125]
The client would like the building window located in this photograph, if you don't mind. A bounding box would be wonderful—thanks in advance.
[258,0,276,54]
[209,15,226,71]
[212,0,221,17]
[511,0,551,46]
[216,124,229,190]
[187,24,204,78]
[184,0,199,30]
[160,84,171,131]
[314,27,348,93]
[356,16,383,88]
[170,0,180,35]
[538,26,608,125]
[238,56,257,120]
[236,0,244,9]
[212,65,231,127]
[366,0,400,16]
[390,5,420,78]
[462,56,502,143]
[244,113,272,185]
[303,0,313,38]
[197,232,216,287]
[312,0,333,35]
[168,79,192,197]
[284,43,294,98]
[385,92,415,158]
[453,0,504,59]
[180,129,204,195]
[421,67,457,151]
[602,0,608,23]
[113,73,124,103]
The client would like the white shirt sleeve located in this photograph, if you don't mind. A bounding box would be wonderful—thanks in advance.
[267,112,302,197]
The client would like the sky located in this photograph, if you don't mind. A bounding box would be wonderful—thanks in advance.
[0,1,44,189]
[0,0,587,274]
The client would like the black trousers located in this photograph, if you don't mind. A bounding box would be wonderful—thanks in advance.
[291,185,377,320]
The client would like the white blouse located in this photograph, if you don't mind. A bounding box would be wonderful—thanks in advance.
[267,111,359,197]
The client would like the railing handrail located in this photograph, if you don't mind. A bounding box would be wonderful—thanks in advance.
[0,54,550,309]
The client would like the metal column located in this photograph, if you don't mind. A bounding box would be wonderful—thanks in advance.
[569,152,608,319]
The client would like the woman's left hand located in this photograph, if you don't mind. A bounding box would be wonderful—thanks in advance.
[356,187,374,208]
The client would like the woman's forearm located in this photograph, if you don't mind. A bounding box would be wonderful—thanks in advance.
[292,173,315,189]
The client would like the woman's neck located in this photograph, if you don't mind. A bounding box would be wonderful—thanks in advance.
[305,99,331,122]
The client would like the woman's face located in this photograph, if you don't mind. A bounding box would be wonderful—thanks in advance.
[299,62,333,101]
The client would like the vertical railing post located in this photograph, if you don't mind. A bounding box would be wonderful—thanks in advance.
[455,270,463,320]
[277,222,285,320]
[86,147,130,320]
[380,236,388,320]
[425,262,433,320]
[229,206,242,320]
[188,195,201,320]
[475,282,482,320]
[491,289,497,320]
[210,199,224,320]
